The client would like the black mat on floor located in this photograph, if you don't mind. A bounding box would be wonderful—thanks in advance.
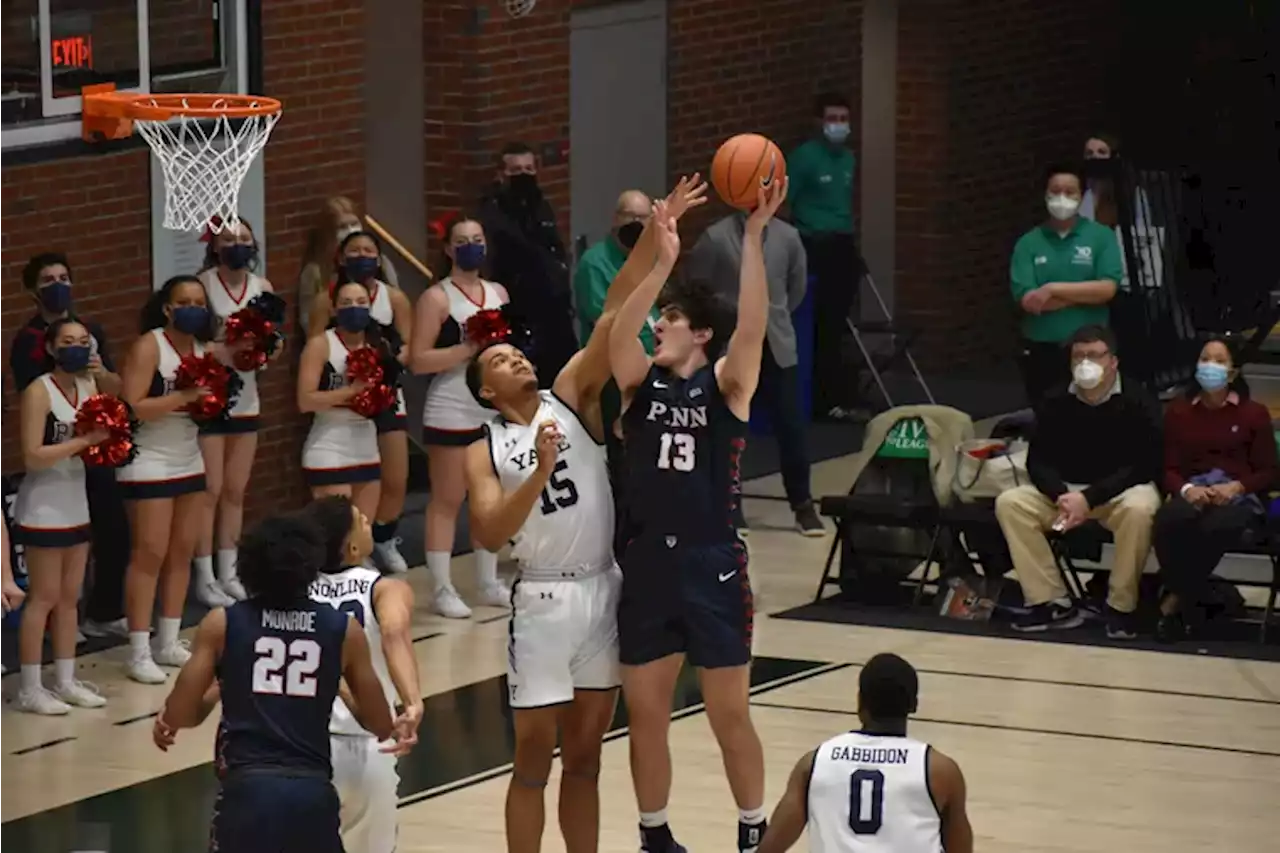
[773,597,1280,663]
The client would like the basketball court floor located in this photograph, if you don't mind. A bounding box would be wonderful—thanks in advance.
[3,455,1278,853]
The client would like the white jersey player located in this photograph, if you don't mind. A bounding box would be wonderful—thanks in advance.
[304,496,423,853]
[461,174,709,853]
[755,654,973,853]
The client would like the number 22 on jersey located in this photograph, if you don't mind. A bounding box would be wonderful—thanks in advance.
[252,636,322,698]
[657,432,695,471]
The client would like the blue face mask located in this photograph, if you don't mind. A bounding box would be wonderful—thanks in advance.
[344,256,379,283]
[336,306,371,333]
[1195,361,1230,391]
[171,305,210,335]
[38,281,72,314]
[55,344,91,373]
[454,243,486,272]
[822,122,850,144]
[219,244,256,271]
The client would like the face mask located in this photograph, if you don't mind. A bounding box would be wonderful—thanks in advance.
[171,306,210,336]
[337,224,362,242]
[616,221,644,250]
[506,172,539,199]
[823,122,851,144]
[1195,361,1230,391]
[336,305,371,333]
[1072,359,1105,390]
[453,243,486,272]
[1046,194,1081,221]
[54,344,91,373]
[344,256,379,282]
[38,281,72,314]
[219,244,256,271]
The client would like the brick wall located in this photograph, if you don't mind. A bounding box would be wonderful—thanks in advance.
[1,0,367,520]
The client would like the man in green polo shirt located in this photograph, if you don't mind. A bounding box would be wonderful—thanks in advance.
[1011,162,1122,406]
[573,189,658,351]
[787,92,861,419]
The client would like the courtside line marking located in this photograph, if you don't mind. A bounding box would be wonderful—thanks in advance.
[396,660,853,808]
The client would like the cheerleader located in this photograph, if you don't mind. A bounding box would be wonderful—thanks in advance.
[12,318,112,713]
[298,196,400,334]
[410,217,510,619]
[117,276,216,684]
[309,231,414,573]
[192,219,277,606]
[298,279,385,521]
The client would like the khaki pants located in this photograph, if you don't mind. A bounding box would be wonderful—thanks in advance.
[994,483,1161,612]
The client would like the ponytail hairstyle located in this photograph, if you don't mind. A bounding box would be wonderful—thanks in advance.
[141,275,215,341]
[327,279,388,354]
[333,230,387,286]
[200,217,260,272]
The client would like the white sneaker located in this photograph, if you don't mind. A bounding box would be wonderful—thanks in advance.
[374,538,409,574]
[195,580,236,608]
[76,628,88,645]
[433,586,472,619]
[13,686,71,716]
[153,639,192,668]
[477,579,512,608]
[53,680,107,709]
[127,654,168,685]
[81,617,130,639]
[220,576,248,601]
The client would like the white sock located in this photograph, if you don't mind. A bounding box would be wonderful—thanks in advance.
[194,555,216,587]
[639,809,668,828]
[474,549,499,587]
[427,551,453,591]
[20,664,42,693]
[216,549,239,583]
[129,631,152,657]
[54,658,75,687]
[739,806,766,825]
[157,617,181,649]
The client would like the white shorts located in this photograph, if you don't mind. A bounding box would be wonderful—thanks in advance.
[507,565,622,709]
[331,734,400,853]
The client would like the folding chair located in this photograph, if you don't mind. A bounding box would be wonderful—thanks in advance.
[847,268,936,409]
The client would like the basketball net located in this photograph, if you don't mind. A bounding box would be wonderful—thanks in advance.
[136,102,281,234]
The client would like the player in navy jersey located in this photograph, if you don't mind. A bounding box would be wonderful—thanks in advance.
[608,177,787,853]
[153,512,394,853]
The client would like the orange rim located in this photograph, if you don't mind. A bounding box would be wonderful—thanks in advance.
[84,88,281,121]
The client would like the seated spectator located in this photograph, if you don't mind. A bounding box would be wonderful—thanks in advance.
[573,189,656,348]
[1153,338,1277,642]
[994,325,1162,638]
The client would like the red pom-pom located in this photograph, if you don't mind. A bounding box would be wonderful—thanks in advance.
[176,352,233,421]
[464,309,511,349]
[350,384,397,419]
[345,346,385,387]
[75,394,138,468]
[224,310,275,371]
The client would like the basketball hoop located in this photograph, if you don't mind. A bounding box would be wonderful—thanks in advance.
[82,84,282,234]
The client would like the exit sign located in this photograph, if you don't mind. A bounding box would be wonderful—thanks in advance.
[52,35,93,69]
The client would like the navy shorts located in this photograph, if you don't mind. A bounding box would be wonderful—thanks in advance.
[617,535,753,669]
[210,770,342,853]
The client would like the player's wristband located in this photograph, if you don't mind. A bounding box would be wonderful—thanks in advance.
[1179,483,1193,499]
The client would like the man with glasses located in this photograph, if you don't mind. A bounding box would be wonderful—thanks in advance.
[994,325,1161,639]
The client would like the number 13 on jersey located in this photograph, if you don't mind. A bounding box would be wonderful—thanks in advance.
[657,432,695,472]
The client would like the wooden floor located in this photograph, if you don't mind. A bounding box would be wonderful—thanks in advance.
[4,456,1280,852]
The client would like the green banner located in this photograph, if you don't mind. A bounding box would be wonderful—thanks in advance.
[878,417,930,459]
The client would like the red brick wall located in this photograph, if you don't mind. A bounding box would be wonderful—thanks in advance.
[1,0,367,520]
[894,0,1118,369]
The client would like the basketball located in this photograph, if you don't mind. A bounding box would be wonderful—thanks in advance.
[710,133,786,210]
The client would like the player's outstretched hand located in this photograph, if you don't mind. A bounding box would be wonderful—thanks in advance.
[664,173,709,221]
[746,176,788,234]
[653,200,681,268]
[535,420,563,473]
[153,710,177,752]
[380,702,423,757]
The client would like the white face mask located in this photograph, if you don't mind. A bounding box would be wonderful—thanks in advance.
[337,223,362,241]
[823,122,850,144]
[1072,359,1105,390]
[1046,194,1080,221]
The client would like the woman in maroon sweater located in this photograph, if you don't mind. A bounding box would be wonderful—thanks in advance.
[1154,338,1277,641]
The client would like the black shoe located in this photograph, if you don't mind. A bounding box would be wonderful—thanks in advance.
[739,819,768,852]
[1104,605,1138,640]
[639,823,685,853]
[795,502,825,537]
[1011,599,1084,632]
[1155,611,1187,644]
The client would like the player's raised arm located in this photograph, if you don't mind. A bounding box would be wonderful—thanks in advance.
[371,577,424,755]
[557,176,707,411]
[756,749,815,853]
[930,748,974,853]
[608,201,682,398]
[161,608,227,730]
[340,615,395,742]
[715,178,787,415]
[465,426,559,551]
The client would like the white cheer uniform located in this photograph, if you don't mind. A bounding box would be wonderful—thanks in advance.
[422,278,505,444]
[807,731,942,853]
[309,565,400,853]
[117,329,207,499]
[487,391,620,709]
[301,330,381,486]
[199,267,267,425]
[14,373,96,547]
[364,280,406,432]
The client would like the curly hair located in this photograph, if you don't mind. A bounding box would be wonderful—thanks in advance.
[298,495,356,574]
[235,513,327,606]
